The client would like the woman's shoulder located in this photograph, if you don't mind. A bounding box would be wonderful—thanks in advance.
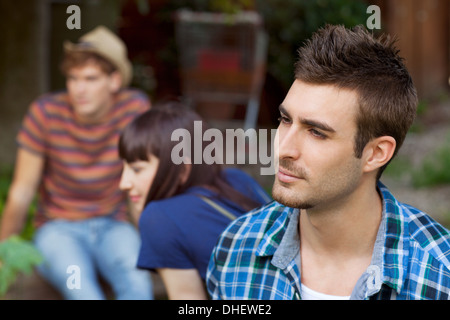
[222,167,255,184]
[140,191,206,222]
[222,167,271,203]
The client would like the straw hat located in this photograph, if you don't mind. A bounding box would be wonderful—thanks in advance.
[63,25,132,87]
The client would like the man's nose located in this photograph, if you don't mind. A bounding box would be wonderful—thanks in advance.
[277,126,303,161]
[72,79,88,94]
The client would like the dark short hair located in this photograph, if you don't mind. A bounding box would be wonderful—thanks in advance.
[295,24,418,178]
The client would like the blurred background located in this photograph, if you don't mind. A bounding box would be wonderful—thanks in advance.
[0,0,449,298]
[1,0,450,225]
[1,0,450,227]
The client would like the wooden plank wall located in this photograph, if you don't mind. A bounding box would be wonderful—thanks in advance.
[376,0,449,100]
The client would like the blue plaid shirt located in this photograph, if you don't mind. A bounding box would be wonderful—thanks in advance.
[207,182,450,300]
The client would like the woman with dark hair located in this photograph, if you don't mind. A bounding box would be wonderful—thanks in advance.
[118,101,270,299]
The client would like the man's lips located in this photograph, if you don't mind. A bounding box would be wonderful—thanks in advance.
[72,96,89,104]
[277,168,303,183]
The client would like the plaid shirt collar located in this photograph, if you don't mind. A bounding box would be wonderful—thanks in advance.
[378,181,409,295]
[253,181,420,297]
[208,181,450,299]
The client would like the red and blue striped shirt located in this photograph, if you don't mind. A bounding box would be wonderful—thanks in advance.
[17,89,150,226]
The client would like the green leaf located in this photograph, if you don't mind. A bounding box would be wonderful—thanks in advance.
[0,235,43,296]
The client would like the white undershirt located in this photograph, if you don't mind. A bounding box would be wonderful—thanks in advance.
[301,283,351,300]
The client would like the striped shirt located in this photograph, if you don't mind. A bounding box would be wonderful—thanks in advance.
[17,89,149,226]
[207,182,450,300]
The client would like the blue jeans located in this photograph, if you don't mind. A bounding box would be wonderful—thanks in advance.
[33,216,153,300]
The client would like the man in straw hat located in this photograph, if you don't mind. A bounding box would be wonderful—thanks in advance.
[0,26,153,299]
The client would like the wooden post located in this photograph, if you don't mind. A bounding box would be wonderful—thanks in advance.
[381,0,449,100]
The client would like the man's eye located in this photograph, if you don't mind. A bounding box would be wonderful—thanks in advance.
[277,116,290,124]
[310,129,327,139]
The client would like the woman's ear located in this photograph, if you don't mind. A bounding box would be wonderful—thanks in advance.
[362,136,396,174]
[179,162,192,185]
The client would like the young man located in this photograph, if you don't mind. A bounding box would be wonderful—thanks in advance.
[0,26,153,299]
[206,24,450,300]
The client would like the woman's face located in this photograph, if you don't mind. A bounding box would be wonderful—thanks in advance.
[119,154,160,214]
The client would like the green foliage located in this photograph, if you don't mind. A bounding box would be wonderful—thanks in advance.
[0,165,13,213]
[383,156,413,179]
[409,100,429,133]
[0,165,36,241]
[384,132,450,189]
[163,0,369,92]
[133,0,150,15]
[0,166,42,297]
[412,134,450,188]
[255,0,369,91]
[166,0,252,13]
[0,235,43,297]
[210,0,253,14]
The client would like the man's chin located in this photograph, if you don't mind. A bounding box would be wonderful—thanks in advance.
[271,182,313,209]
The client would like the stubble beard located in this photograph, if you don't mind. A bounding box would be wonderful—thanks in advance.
[272,157,364,212]
[272,158,314,209]
[272,179,314,210]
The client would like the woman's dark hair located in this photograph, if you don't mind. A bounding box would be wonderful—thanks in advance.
[119,100,260,211]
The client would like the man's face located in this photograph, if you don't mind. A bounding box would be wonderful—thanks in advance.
[272,79,364,211]
[66,61,120,123]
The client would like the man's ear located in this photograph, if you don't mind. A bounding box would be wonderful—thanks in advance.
[362,136,396,174]
[109,71,122,93]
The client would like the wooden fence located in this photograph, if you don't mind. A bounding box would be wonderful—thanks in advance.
[376,0,449,100]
